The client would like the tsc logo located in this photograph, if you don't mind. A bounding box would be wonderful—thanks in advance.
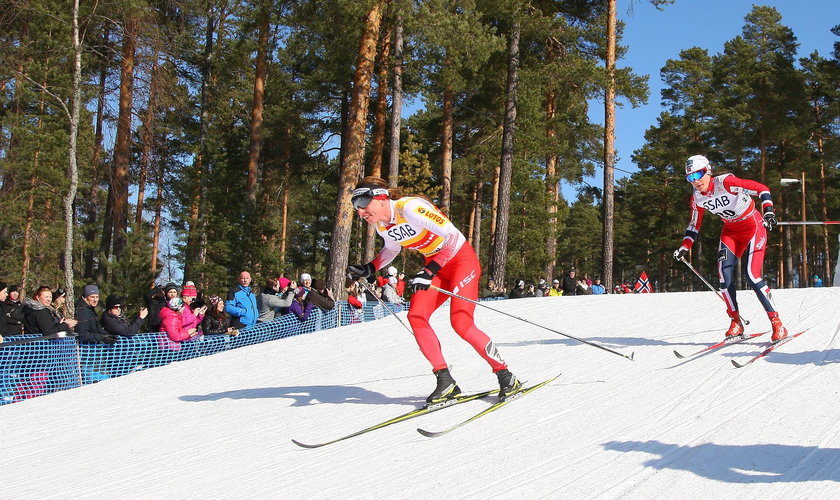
[386,224,417,241]
[416,207,447,226]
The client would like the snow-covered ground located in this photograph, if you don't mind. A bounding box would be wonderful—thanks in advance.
[2,287,839,498]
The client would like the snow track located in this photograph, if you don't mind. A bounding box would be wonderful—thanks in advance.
[2,288,839,498]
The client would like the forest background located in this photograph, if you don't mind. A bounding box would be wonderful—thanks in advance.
[1,0,838,310]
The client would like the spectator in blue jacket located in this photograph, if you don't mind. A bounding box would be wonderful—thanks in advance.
[225,271,258,329]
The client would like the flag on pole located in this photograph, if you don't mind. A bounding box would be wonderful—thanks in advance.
[633,271,653,293]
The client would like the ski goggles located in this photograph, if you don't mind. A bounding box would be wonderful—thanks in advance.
[685,168,707,183]
[351,187,390,209]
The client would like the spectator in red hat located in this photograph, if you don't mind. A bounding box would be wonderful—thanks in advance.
[257,277,296,322]
[180,282,206,332]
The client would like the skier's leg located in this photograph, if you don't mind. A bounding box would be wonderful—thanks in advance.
[406,278,452,372]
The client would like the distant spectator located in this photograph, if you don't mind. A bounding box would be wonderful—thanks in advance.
[143,284,167,332]
[306,279,336,311]
[201,296,239,336]
[21,286,77,338]
[51,288,68,322]
[548,279,563,296]
[160,297,200,341]
[396,272,406,298]
[480,278,506,299]
[591,278,606,295]
[164,282,180,301]
[288,286,314,322]
[576,279,593,295]
[562,269,578,296]
[509,280,529,299]
[180,282,206,332]
[101,294,147,337]
[74,284,117,344]
[534,279,549,297]
[0,281,21,337]
[813,275,823,287]
[300,273,313,292]
[3,284,23,335]
[381,274,401,304]
[225,271,258,329]
[257,277,295,322]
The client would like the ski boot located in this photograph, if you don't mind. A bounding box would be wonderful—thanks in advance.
[725,312,744,338]
[496,368,523,402]
[426,368,461,405]
[769,312,788,342]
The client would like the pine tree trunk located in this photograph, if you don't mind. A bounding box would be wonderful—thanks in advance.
[387,10,403,186]
[63,0,82,314]
[327,0,384,295]
[602,0,617,292]
[112,16,138,261]
[489,19,520,287]
[545,81,558,282]
[364,22,391,261]
[440,78,454,215]
[246,6,269,203]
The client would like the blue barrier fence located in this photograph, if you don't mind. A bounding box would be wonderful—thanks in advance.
[1,300,406,405]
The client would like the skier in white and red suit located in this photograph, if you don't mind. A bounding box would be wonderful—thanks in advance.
[673,155,788,342]
[345,176,521,406]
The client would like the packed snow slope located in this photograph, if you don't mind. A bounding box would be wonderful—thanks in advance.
[2,287,839,498]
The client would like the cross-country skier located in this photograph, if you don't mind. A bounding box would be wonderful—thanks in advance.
[673,154,788,341]
[346,176,522,404]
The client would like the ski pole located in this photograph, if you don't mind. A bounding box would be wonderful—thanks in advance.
[352,275,413,335]
[679,256,750,326]
[429,285,634,361]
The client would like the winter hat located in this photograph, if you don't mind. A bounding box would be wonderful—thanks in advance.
[300,273,312,282]
[182,284,198,297]
[312,279,326,291]
[9,284,18,293]
[685,154,711,175]
[105,294,122,310]
[0,281,6,292]
[553,279,560,284]
[168,297,184,311]
[539,279,546,285]
[517,280,525,287]
[388,276,397,286]
[278,277,291,289]
[82,284,100,297]
[52,288,66,301]
[207,295,222,307]
[387,266,398,276]
[164,282,179,293]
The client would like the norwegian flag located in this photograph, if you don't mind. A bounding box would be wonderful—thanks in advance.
[633,271,653,293]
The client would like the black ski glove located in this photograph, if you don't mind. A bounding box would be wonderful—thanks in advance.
[763,210,777,231]
[410,262,441,292]
[672,246,689,262]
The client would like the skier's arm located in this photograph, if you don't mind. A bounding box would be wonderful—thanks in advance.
[723,175,773,212]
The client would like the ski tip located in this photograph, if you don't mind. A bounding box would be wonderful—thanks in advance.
[417,427,442,438]
[731,359,745,368]
[673,350,686,359]
[291,439,323,449]
[629,351,635,361]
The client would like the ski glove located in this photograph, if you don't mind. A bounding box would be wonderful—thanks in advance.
[763,211,777,231]
[411,262,441,292]
[346,262,375,279]
[672,246,689,262]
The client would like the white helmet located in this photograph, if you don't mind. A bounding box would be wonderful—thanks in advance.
[685,154,711,175]
[387,266,398,276]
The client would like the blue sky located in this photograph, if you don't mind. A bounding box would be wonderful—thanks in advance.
[578,0,838,199]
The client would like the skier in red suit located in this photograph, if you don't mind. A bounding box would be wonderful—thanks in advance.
[673,155,788,342]
[346,176,521,405]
